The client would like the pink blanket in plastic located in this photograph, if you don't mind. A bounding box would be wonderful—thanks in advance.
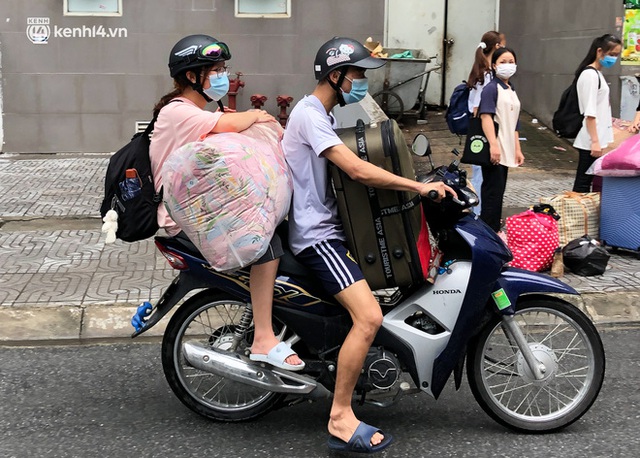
[161,120,292,272]
[590,133,640,177]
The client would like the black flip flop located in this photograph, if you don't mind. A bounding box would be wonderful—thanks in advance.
[327,422,393,454]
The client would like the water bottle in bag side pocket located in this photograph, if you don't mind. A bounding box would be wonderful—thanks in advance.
[119,168,143,201]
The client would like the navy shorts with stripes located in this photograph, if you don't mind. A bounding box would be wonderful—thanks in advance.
[296,239,365,296]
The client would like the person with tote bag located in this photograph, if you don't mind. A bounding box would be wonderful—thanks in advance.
[477,47,524,232]
[466,31,506,213]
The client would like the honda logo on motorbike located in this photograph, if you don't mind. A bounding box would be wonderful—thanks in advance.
[432,289,462,295]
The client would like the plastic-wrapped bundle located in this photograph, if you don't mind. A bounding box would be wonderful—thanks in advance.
[588,134,640,177]
[162,120,292,271]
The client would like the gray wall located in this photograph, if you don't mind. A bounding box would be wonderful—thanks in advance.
[499,0,628,127]
[0,0,384,153]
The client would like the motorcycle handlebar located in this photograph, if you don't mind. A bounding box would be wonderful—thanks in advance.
[425,189,465,206]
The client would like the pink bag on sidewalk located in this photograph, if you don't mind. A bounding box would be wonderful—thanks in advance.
[506,210,560,272]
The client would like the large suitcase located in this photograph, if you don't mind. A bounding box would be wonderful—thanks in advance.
[600,176,640,252]
[331,119,425,290]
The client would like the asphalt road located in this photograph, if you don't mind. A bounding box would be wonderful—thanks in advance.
[0,326,638,458]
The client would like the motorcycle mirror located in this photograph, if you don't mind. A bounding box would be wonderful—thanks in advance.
[411,134,431,157]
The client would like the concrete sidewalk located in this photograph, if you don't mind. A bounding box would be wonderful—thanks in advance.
[1,112,639,343]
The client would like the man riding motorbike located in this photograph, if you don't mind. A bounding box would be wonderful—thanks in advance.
[281,36,455,453]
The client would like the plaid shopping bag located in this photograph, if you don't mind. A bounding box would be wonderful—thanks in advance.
[506,210,560,272]
[540,192,600,245]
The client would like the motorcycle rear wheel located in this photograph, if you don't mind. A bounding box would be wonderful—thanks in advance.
[162,292,285,422]
[467,299,605,433]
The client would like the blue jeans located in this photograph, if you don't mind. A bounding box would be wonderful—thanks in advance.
[470,165,483,215]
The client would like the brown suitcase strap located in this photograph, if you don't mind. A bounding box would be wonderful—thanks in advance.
[355,119,395,285]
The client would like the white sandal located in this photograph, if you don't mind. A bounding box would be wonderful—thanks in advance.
[249,342,305,371]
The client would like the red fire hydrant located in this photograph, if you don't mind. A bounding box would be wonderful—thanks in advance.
[250,94,268,110]
[227,72,245,111]
[276,95,294,128]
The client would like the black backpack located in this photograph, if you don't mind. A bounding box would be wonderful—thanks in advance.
[552,67,600,138]
[445,82,471,135]
[99,101,181,242]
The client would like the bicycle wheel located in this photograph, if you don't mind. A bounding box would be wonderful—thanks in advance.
[373,90,404,122]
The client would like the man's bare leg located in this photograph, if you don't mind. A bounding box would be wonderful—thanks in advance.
[328,280,384,445]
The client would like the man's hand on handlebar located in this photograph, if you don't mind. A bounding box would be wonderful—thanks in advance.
[418,181,458,202]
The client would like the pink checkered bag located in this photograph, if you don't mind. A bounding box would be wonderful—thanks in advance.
[506,210,560,272]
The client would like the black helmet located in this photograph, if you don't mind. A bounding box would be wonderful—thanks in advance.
[168,34,231,78]
[314,37,384,80]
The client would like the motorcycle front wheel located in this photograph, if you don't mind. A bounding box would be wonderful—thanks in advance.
[161,292,285,422]
[467,299,605,433]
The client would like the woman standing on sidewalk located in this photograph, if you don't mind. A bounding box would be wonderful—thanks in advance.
[466,30,506,213]
[149,34,304,371]
[572,34,622,192]
[478,47,524,232]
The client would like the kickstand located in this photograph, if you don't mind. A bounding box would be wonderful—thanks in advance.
[358,390,366,406]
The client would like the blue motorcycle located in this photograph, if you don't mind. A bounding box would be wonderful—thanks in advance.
[131,135,604,432]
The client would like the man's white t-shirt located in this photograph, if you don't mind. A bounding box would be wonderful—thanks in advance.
[281,95,346,255]
[573,68,613,151]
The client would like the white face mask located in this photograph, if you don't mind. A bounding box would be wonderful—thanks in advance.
[495,63,517,79]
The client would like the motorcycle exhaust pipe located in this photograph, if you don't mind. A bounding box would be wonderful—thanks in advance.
[182,341,331,399]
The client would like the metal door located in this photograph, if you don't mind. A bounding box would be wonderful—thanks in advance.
[384,0,497,107]
[444,0,499,104]
[384,0,446,107]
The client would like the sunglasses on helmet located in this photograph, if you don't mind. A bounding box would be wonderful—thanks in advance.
[201,42,231,60]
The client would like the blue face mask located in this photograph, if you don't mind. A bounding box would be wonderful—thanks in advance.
[204,72,229,101]
[600,55,618,69]
[342,77,369,104]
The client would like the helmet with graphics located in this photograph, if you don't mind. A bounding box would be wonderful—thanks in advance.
[168,34,231,78]
[313,36,384,81]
